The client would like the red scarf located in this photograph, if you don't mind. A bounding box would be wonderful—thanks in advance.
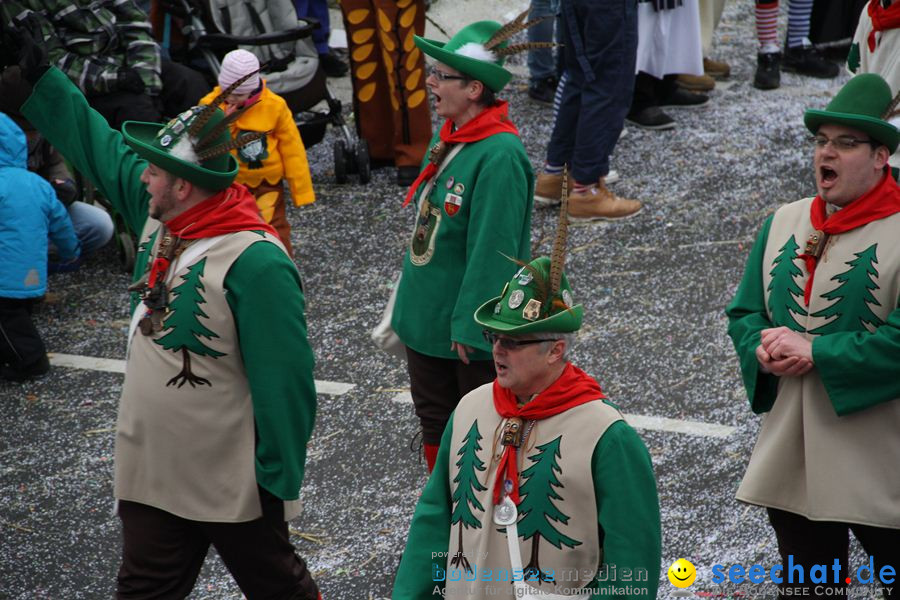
[798,170,900,305]
[868,0,900,52]
[491,363,605,505]
[146,184,276,288]
[402,101,519,207]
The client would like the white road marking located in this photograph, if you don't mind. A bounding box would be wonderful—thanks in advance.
[390,391,736,439]
[48,353,355,396]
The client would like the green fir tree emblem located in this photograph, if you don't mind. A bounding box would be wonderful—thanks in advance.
[847,42,860,73]
[767,235,808,332]
[449,420,487,575]
[809,244,884,335]
[154,257,225,387]
[131,230,159,312]
[517,436,581,584]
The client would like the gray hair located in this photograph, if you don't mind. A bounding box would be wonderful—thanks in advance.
[538,332,575,360]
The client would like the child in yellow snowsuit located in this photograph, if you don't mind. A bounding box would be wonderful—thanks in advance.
[199,49,315,256]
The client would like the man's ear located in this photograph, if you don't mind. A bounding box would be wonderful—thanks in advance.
[874,145,891,169]
[173,177,191,201]
[547,339,566,365]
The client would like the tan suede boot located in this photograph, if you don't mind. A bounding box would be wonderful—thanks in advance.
[534,172,569,207]
[567,180,642,222]
[676,73,716,91]
[703,57,731,79]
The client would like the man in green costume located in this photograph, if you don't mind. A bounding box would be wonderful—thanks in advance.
[2,25,322,599]
[392,248,661,599]
[393,17,535,471]
[727,73,900,599]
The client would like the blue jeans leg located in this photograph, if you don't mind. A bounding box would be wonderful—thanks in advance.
[68,201,114,256]
[545,0,637,183]
[295,0,331,54]
[527,0,559,82]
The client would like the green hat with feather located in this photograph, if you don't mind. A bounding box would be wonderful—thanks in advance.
[475,170,583,334]
[121,71,266,191]
[414,10,554,92]
[803,73,900,154]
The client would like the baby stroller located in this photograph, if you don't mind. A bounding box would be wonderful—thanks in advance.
[156,0,371,184]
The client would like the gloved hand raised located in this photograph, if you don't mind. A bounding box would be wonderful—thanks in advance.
[9,15,50,84]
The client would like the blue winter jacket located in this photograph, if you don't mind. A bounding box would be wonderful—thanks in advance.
[0,113,80,299]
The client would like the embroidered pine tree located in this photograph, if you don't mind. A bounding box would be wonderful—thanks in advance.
[517,436,581,584]
[449,421,487,575]
[155,258,225,387]
[767,235,808,332]
[809,244,884,335]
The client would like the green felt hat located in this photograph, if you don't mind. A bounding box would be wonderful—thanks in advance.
[122,70,265,191]
[804,73,900,153]
[414,21,512,92]
[475,256,583,335]
[122,107,237,191]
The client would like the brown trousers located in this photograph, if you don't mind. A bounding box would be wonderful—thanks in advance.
[246,181,293,257]
[117,487,318,600]
[339,0,432,167]
[405,346,496,445]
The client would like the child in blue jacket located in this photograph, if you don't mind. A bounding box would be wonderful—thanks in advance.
[0,112,80,381]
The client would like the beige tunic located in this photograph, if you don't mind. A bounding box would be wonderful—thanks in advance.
[115,222,300,522]
[737,197,900,528]
[445,383,622,598]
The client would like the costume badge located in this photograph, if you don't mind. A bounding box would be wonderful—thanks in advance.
[562,290,573,307]
[508,289,525,309]
[453,182,465,195]
[444,193,463,217]
[494,301,502,315]
[493,494,518,526]
[160,134,173,147]
[517,271,533,286]
[446,176,455,189]
[523,299,541,321]
[171,120,185,135]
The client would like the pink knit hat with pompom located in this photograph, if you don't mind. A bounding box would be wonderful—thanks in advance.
[218,49,260,95]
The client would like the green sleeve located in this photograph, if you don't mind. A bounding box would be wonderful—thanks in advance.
[590,421,661,600]
[392,420,454,600]
[21,67,150,236]
[225,241,317,500]
[813,300,900,416]
[450,149,532,350]
[725,216,779,414]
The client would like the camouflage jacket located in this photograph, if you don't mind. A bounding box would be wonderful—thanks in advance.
[1,0,161,96]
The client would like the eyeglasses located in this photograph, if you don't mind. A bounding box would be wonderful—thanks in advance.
[429,67,468,82]
[811,135,878,151]
[482,331,559,350]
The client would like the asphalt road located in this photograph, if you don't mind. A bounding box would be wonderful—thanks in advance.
[0,1,886,599]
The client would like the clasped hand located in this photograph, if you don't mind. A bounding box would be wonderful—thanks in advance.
[755,327,814,377]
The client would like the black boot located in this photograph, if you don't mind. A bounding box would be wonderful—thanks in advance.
[2,354,50,382]
[754,52,781,90]
[783,45,839,79]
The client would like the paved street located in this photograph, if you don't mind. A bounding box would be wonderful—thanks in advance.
[0,1,885,599]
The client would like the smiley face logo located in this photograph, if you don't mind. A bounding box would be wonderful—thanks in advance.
[667,558,696,588]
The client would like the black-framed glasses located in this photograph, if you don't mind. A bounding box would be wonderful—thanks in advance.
[811,135,878,151]
[483,330,559,350]
[429,67,468,82]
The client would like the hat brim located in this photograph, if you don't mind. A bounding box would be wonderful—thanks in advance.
[804,109,899,154]
[122,121,238,191]
[474,296,584,334]
[414,36,512,92]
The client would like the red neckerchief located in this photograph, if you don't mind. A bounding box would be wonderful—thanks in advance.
[798,170,900,305]
[402,101,519,207]
[491,362,605,505]
[868,0,900,51]
[146,184,276,287]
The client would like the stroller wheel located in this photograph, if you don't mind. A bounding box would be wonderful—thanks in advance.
[356,138,371,184]
[118,231,136,273]
[333,139,348,184]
